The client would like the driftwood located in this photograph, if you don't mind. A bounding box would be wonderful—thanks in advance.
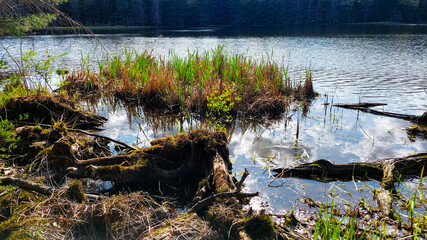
[0,177,54,196]
[332,102,427,124]
[273,153,427,216]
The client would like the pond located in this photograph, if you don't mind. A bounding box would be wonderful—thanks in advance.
[1,25,427,215]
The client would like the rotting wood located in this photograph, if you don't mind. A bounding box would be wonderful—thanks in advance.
[212,153,236,193]
[272,153,427,216]
[332,102,427,124]
[0,177,54,196]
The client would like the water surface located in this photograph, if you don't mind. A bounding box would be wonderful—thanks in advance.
[1,25,426,214]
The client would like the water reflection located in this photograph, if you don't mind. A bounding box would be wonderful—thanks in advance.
[2,28,427,214]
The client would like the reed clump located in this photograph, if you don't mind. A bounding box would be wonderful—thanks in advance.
[64,46,315,119]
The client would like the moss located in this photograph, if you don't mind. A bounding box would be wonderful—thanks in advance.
[244,212,275,240]
[53,121,68,136]
[17,191,42,203]
[7,229,32,240]
[65,180,86,203]
[406,125,427,141]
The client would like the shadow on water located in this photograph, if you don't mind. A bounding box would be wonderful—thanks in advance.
[40,24,427,37]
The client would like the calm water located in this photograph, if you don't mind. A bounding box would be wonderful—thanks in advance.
[1,26,427,214]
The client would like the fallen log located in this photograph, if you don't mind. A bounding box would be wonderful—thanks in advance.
[332,102,427,124]
[272,153,427,216]
[0,177,54,196]
[272,153,427,183]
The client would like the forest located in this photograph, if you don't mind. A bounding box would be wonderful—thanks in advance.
[59,0,427,27]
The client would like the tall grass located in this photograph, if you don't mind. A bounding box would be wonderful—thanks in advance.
[64,46,314,118]
[314,200,368,240]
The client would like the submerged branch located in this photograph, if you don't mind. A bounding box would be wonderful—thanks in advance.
[333,102,427,124]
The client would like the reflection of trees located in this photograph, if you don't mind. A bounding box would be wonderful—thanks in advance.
[59,0,422,27]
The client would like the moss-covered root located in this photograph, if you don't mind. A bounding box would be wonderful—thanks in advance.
[70,130,230,184]
[64,180,86,203]
[406,124,427,141]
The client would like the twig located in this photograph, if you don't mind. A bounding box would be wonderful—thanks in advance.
[189,191,259,213]
[0,177,54,196]
[236,168,249,192]
[70,128,136,150]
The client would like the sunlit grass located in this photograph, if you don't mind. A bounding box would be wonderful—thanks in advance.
[62,45,315,119]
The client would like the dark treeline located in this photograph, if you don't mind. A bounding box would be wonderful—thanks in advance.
[59,0,427,27]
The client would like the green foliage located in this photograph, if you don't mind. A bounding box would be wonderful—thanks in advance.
[0,119,20,159]
[314,200,367,240]
[206,86,240,132]
[0,14,57,36]
[0,60,8,70]
[0,0,68,36]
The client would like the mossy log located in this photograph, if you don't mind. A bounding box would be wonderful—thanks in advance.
[272,153,427,216]
[0,96,107,129]
[333,102,427,124]
[0,177,54,196]
[272,153,427,183]
[48,130,231,184]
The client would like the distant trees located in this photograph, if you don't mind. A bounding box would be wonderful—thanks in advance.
[0,0,68,35]
[59,0,423,27]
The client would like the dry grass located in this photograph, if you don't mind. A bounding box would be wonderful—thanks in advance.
[62,46,315,119]
[0,186,174,240]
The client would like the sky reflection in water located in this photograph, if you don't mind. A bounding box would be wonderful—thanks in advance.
[1,30,427,213]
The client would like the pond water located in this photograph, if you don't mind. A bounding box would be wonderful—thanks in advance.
[1,25,427,215]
